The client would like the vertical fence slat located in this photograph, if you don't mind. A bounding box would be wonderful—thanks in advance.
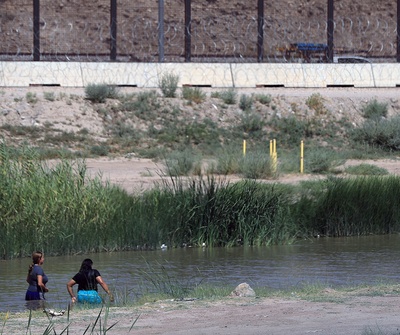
[33,0,40,61]
[327,0,334,63]
[158,0,165,62]
[257,0,264,62]
[110,0,117,61]
[397,0,400,62]
[184,0,191,62]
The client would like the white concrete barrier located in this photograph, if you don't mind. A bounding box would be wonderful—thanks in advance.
[1,61,400,88]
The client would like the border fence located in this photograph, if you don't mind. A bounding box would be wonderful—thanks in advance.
[1,0,400,64]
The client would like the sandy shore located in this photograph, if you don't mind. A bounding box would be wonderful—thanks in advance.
[4,292,400,334]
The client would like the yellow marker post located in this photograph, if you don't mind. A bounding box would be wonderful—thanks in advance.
[300,140,304,174]
[269,140,273,158]
[271,139,277,174]
[243,139,246,156]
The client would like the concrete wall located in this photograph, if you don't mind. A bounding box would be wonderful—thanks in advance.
[1,61,399,88]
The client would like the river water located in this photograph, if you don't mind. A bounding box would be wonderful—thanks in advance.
[2,235,400,312]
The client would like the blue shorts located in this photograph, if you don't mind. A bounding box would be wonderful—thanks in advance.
[77,290,102,304]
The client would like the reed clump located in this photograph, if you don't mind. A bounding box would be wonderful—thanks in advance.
[3,142,400,259]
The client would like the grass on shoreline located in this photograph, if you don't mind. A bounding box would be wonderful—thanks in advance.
[2,282,400,334]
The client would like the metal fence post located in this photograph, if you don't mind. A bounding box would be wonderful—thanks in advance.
[110,0,117,61]
[257,0,264,62]
[33,0,40,61]
[327,0,334,63]
[184,0,191,62]
[158,0,165,62]
[397,0,400,62]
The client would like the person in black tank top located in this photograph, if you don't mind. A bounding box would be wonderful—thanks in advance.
[67,258,113,304]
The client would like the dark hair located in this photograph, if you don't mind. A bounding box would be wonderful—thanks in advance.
[28,251,43,274]
[79,258,93,272]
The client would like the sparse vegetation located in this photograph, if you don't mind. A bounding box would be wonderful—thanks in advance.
[216,88,237,105]
[345,163,389,175]
[159,72,180,98]
[163,149,197,176]
[182,86,206,104]
[306,93,327,115]
[362,99,388,120]
[304,146,344,173]
[1,87,399,167]
[351,115,400,151]
[43,91,55,101]
[25,92,38,104]
[85,83,119,103]
[254,93,272,105]
[239,151,274,179]
[239,94,253,111]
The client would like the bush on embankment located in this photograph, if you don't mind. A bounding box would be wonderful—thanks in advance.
[2,143,400,259]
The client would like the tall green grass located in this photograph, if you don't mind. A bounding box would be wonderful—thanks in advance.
[306,176,400,236]
[3,143,400,259]
[0,143,137,258]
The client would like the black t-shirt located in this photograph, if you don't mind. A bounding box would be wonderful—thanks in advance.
[72,269,101,291]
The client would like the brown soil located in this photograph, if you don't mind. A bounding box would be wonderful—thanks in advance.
[3,86,400,191]
[5,292,400,334]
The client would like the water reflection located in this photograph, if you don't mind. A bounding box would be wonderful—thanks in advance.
[25,300,46,311]
[2,235,400,312]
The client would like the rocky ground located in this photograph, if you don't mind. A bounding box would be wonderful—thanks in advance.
[2,86,400,192]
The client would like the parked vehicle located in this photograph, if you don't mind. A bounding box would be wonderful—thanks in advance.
[333,55,371,63]
[280,42,371,64]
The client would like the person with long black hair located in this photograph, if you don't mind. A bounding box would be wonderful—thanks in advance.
[67,258,113,304]
[25,251,49,301]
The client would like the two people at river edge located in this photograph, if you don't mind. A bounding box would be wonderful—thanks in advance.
[25,252,113,305]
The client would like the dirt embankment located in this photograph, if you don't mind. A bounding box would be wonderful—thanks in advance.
[2,86,400,192]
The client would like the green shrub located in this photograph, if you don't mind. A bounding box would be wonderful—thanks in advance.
[362,99,388,120]
[239,152,273,179]
[163,150,196,176]
[219,89,237,105]
[85,83,119,103]
[25,92,38,104]
[305,147,344,174]
[119,91,160,119]
[159,72,179,98]
[306,93,326,115]
[254,93,272,105]
[109,121,139,139]
[43,91,55,101]
[210,91,221,99]
[278,149,302,174]
[182,87,206,104]
[345,164,388,176]
[215,147,242,174]
[351,116,400,151]
[239,94,253,111]
[271,115,309,146]
[240,111,264,133]
[90,145,110,156]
